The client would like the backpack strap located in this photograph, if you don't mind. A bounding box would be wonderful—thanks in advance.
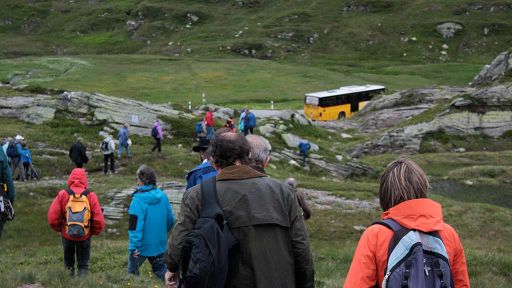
[199,176,223,219]
[373,218,412,270]
[65,188,91,197]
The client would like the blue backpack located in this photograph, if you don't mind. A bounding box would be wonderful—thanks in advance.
[180,176,238,288]
[374,218,453,288]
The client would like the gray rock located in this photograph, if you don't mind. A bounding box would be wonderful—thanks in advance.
[436,22,463,39]
[353,225,367,232]
[340,133,353,139]
[259,123,279,137]
[471,50,512,87]
[450,98,473,108]
[126,20,142,32]
[335,155,344,161]
[281,133,319,151]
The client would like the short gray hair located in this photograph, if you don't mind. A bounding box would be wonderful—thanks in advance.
[136,165,157,186]
[246,135,271,166]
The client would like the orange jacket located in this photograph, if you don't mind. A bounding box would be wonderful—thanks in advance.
[344,198,470,288]
[47,168,105,241]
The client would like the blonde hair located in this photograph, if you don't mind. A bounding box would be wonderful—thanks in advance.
[379,159,429,211]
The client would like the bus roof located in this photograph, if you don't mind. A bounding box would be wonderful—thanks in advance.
[305,84,385,98]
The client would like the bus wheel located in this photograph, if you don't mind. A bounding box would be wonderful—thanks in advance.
[338,112,346,120]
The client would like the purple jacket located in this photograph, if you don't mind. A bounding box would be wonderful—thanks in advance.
[154,122,163,139]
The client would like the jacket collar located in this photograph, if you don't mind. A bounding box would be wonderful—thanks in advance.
[217,164,266,181]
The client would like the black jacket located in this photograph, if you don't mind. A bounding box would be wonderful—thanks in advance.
[69,142,88,165]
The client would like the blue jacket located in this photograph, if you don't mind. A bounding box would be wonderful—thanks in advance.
[118,127,129,146]
[244,112,256,129]
[186,161,217,190]
[128,185,175,256]
[298,141,311,154]
[21,148,32,164]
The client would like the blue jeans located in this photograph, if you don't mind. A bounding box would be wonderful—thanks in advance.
[118,144,131,159]
[206,126,214,139]
[128,252,167,280]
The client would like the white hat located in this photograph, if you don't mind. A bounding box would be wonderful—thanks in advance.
[15,135,24,141]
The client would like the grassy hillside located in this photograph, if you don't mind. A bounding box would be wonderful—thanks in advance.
[0,0,510,63]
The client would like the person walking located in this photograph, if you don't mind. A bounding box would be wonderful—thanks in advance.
[194,118,207,141]
[238,108,246,133]
[205,107,215,139]
[7,135,25,181]
[100,134,115,175]
[343,159,470,288]
[165,133,314,288]
[128,165,175,280]
[298,139,311,166]
[0,146,15,239]
[185,138,217,189]
[243,109,256,136]
[151,120,163,153]
[20,142,35,180]
[118,123,131,160]
[69,137,89,168]
[47,168,105,276]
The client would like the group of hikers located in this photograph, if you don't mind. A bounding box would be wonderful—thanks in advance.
[2,135,39,182]
[0,107,470,287]
[196,107,257,140]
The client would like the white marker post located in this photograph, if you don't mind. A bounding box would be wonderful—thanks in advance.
[202,92,206,106]
[188,101,192,111]
[271,100,274,110]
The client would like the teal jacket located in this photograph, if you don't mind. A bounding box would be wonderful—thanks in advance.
[128,185,175,256]
[0,149,15,203]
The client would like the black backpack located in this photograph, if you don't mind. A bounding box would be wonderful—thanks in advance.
[151,126,158,138]
[100,140,110,153]
[180,176,238,288]
[6,142,19,158]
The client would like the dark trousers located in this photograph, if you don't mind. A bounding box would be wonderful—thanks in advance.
[128,252,167,280]
[74,162,84,168]
[152,138,162,152]
[244,127,254,136]
[62,236,91,276]
[300,151,307,165]
[0,218,5,239]
[103,153,115,174]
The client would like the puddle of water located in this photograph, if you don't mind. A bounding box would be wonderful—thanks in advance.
[431,180,512,209]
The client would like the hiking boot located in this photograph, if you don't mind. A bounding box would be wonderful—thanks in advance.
[78,269,88,277]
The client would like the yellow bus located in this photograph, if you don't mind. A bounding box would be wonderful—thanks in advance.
[304,85,385,121]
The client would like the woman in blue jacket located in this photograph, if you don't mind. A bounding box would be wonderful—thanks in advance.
[128,165,175,280]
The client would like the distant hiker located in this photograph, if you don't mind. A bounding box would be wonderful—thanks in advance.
[343,159,470,288]
[195,118,207,140]
[0,146,15,239]
[164,133,314,288]
[7,135,25,181]
[128,165,175,280]
[243,108,256,135]
[285,177,312,220]
[69,137,89,168]
[245,134,312,219]
[20,142,36,180]
[238,108,246,133]
[224,116,236,133]
[100,134,115,175]
[205,107,215,139]
[185,138,217,190]
[47,168,105,276]
[1,137,10,156]
[151,120,164,153]
[118,123,131,160]
[298,139,311,166]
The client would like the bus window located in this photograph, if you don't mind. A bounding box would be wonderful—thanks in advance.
[305,96,319,105]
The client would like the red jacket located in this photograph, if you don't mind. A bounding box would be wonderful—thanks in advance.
[205,111,214,127]
[344,198,470,288]
[47,168,105,241]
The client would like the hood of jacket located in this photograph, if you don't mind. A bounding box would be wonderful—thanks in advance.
[154,121,161,127]
[382,198,445,232]
[132,185,162,205]
[66,168,88,194]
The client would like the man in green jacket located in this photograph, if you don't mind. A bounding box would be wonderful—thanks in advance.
[0,147,15,239]
[164,132,314,288]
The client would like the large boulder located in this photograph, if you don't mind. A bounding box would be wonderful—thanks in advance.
[281,133,319,151]
[0,95,56,124]
[471,50,512,86]
[436,22,463,39]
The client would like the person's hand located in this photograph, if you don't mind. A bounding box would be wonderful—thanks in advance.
[165,271,178,288]
[132,250,140,258]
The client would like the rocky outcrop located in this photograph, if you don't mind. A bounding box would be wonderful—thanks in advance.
[471,50,512,87]
[356,87,474,132]
[103,181,186,224]
[436,22,463,39]
[0,89,193,136]
[281,133,319,151]
[350,84,512,157]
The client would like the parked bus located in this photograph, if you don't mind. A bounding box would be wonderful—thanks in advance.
[304,84,385,121]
